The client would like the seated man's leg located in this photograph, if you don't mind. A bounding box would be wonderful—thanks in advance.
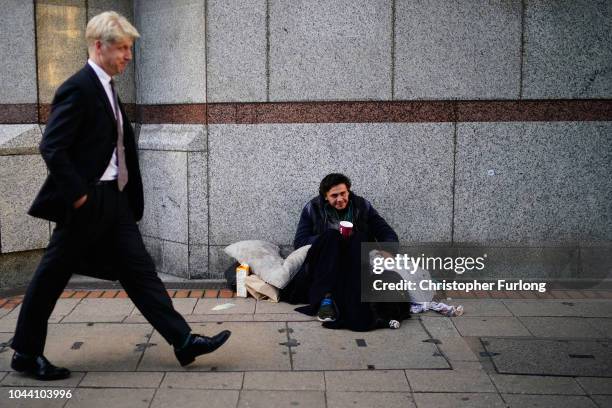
[307,229,343,307]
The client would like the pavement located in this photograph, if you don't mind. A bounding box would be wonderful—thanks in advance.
[0,290,611,407]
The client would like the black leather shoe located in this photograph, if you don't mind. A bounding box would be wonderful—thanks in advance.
[174,330,232,366]
[11,352,71,381]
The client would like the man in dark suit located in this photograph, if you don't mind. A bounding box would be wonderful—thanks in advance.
[10,11,230,381]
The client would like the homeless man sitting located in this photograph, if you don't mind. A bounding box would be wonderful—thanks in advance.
[280,173,410,331]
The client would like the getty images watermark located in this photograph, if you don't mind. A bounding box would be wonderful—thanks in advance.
[360,243,547,302]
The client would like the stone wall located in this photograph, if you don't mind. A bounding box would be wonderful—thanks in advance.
[1,0,610,286]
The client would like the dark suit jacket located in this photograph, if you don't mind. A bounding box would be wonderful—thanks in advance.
[29,64,144,224]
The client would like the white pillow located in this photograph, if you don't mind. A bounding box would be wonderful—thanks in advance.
[224,240,311,289]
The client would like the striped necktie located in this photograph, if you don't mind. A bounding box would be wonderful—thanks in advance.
[109,79,128,191]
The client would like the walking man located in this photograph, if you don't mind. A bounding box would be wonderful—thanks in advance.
[11,11,230,380]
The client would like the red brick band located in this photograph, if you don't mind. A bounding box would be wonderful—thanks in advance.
[2,100,611,125]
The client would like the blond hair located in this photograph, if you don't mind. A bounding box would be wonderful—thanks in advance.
[86,11,140,47]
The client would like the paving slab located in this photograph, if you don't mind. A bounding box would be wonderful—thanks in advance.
[1,371,84,387]
[436,337,480,362]
[406,368,495,393]
[576,377,612,395]
[79,372,163,388]
[238,390,325,408]
[519,317,607,338]
[588,318,612,338]
[592,395,612,407]
[41,323,152,372]
[444,299,513,317]
[151,388,239,408]
[327,391,415,408]
[420,316,461,338]
[501,394,597,408]
[254,301,307,314]
[503,300,612,317]
[490,374,584,395]
[244,371,324,391]
[483,337,612,377]
[0,386,73,407]
[131,298,196,316]
[138,322,291,371]
[253,313,316,322]
[65,388,155,408]
[324,370,410,392]
[193,298,256,315]
[0,300,80,331]
[452,317,531,337]
[413,392,506,408]
[289,320,449,370]
[0,333,16,371]
[62,299,135,323]
[160,372,243,389]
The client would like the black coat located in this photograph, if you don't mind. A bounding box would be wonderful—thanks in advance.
[28,64,143,224]
[293,192,399,249]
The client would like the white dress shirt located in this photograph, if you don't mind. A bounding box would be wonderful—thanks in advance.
[87,59,121,181]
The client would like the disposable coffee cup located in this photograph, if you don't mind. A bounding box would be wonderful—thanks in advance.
[339,221,353,238]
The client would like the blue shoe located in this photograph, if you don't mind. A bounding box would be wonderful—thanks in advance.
[317,297,337,322]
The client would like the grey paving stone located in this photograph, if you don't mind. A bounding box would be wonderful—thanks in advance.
[151,389,239,408]
[446,299,513,317]
[66,388,155,408]
[452,317,531,337]
[454,122,612,246]
[592,395,612,408]
[238,390,325,408]
[491,374,584,395]
[138,322,290,371]
[193,298,256,315]
[327,391,415,408]
[255,301,306,314]
[134,0,206,103]
[0,1,37,103]
[420,317,461,338]
[413,392,506,408]
[42,323,152,371]
[184,314,255,323]
[0,386,72,407]
[36,0,87,103]
[208,123,453,246]
[324,370,410,392]
[1,371,84,387]
[244,371,325,391]
[395,0,521,99]
[253,313,316,322]
[436,337,480,362]
[576,377,612,395]
[62,299,135,323]
[406,368,495,393]
[131,298,196,316]
[0,300,79,332]
[502,394,597,408]
[290,320,449,370]
[207,0,266,102]
[269,0,391,101]
[503,300,612,318]
[0,154,50,252]
[523,0,612,99]
[519,317,608,338]
[160,372,243,390]
[483,337,612,377]
[79,372,163,388]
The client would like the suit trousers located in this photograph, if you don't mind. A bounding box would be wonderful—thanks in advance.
[11,181,191,355]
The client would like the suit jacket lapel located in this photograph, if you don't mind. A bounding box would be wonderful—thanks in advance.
[84,63,117,125]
